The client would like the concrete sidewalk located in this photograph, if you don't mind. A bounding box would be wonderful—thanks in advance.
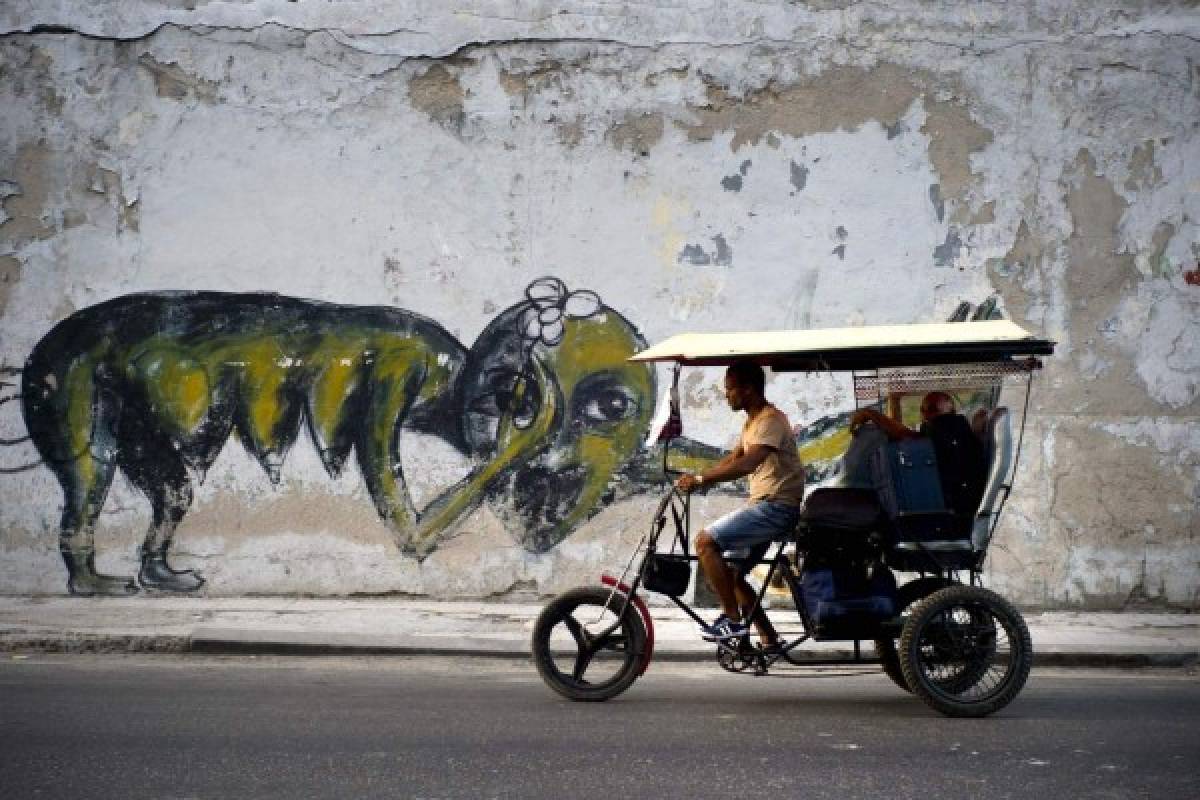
[1,596,1197,667]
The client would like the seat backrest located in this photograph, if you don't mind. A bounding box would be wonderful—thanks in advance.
[970,407,1013,551]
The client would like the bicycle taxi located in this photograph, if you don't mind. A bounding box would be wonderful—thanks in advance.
[532,316,1055,717]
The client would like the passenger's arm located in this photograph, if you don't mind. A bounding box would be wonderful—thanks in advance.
[849,408,918,441]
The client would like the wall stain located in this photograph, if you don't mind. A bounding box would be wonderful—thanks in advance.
[643,65,689,87]
[607,111,664,156]
[970,201,996,225]
[832,225,848,260]
[1145,221,1175,278]
[1028,421,1199,609]
[678,234,732,267]
[993,149,1162,416]
[497,58,587,147]
[0,255,20,315]
[679,244,711,265]
[498,60,567,97]
[921,97,994,224]
[933,228,962,266]
[408,63,465,133]
[929,183,945,222]
[789,160,808,192]
[1,142,56,245]
[722,159,752,190]
[556,118,584,148]
[1124,139,1163,191]
[713,233,732,266]
[184,490,397,551]
[86,165,139,235]
[680,65,993,219]
[137,54,219,104]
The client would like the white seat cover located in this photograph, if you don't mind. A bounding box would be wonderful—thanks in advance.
[971,408,1013,552]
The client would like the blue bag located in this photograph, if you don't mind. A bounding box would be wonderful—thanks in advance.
[801,566,897,637]
[870,437,947,517]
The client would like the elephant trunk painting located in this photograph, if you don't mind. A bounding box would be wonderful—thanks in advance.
[10,278,660,595]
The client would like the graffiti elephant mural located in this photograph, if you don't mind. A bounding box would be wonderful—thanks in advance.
[7,277,669,595]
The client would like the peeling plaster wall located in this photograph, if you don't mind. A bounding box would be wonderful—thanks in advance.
[1,1,1197,607]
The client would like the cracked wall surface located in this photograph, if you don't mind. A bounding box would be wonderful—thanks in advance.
[0,1,1197,606]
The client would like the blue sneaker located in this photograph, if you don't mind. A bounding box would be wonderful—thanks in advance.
[699,613,730,639]
[700,614,749,642]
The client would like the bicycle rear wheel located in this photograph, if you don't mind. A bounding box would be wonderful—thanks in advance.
[899,585,1032,717]
[532,586,647,702]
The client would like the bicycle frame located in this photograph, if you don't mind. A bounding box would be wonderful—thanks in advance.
[601,483,884,675]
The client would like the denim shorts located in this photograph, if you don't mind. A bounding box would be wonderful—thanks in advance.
[708,500,802,550]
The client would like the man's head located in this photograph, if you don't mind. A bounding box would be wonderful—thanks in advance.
[919,391,956,423]
[724,360,765,412]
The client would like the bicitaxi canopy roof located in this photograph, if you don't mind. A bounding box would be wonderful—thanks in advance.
[628,319,1055,371]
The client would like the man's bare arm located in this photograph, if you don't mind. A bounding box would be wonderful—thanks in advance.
[676,444,772,492]
[849,408,918,441]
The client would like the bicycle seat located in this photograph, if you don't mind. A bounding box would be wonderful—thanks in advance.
[722,532,791,567]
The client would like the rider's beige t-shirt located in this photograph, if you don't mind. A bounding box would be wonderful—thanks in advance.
[741,405,806,506]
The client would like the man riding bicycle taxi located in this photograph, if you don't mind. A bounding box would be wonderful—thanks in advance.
[674,360,806,645]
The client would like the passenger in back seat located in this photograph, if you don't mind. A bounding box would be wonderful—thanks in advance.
[850,392,987,524]
[849,391,949,441]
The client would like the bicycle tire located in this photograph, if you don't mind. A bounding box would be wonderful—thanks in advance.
[899,585,1033,718]
[532,586,647,702]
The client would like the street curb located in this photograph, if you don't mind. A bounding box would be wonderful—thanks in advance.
[1033,651,1198,668]
[182,640,1200,667]
[4,633,1196,667]
[0,634,190,654]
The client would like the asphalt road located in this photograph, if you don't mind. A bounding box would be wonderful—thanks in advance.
[1,655,1197,800]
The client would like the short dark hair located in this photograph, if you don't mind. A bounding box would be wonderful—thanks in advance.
[726,360,765,396]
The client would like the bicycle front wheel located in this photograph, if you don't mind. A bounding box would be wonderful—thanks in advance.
[532,586,647,702]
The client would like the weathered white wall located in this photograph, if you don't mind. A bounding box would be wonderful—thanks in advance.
[1,1,1197,607]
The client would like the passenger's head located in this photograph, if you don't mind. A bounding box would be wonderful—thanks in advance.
[724,360,765,412]
[919,391,956,422]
